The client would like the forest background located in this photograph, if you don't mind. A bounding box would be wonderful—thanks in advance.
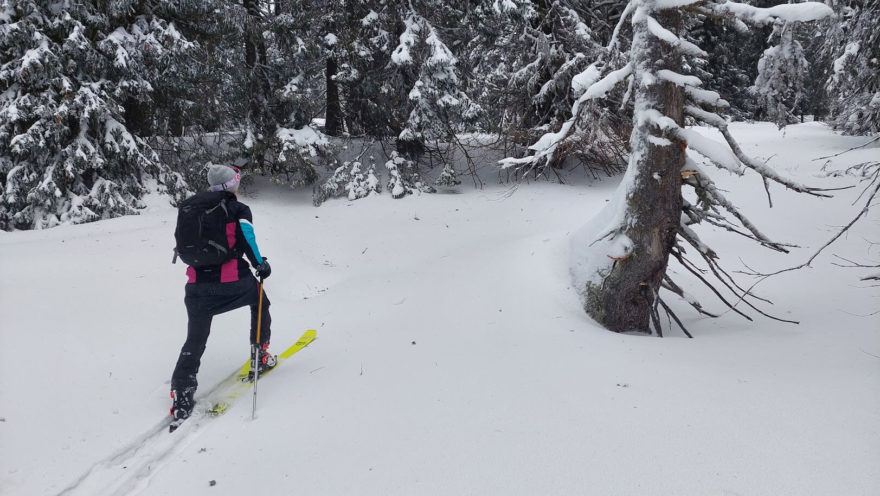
[1,0,876,231]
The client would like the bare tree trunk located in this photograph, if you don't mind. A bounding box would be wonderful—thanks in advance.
[583,10,685,333]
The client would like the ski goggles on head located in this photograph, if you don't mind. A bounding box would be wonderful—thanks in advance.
[209,166,242,192]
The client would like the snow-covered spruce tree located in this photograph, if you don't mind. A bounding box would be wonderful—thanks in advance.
[142,0,239,138]
[690,10,765,121]
[0,0,187,231]
[385,5,481,190]
[217,0,330,186]
[508,0,833,334]
[136,0,247,187]
[751,20,810,126]
[471,0,631,179]
[315,1,476,201]
[99,0,202,138]
[263,1,332,186]
[327,1,401,139]
[820,0,879,135]
[312,0,386,138]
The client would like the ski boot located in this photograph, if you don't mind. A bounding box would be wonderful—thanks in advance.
[248,343,277,381]
[170,387,196,421]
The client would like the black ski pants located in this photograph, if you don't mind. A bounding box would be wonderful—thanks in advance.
[171,276,271,391]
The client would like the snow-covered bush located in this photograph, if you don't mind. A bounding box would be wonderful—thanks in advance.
[313,156,381,206]
[385,152,434,199]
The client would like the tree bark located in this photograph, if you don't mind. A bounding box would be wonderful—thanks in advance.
[325,56,342,136]
[583,9,685,333]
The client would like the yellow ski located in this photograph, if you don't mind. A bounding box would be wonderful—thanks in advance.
[207,329,317,415]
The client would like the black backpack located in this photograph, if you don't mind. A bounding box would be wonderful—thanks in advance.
[173,191,237,267]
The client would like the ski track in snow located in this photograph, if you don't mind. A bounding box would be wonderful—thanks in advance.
[56,372,239,496]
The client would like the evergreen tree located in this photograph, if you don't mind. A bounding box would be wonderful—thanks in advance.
[262,0,331,185]
[332,1,401,138]
[821,0,879,135]
[752,21,810,126]
[389,7,481,160]
[474,0,631,179]
[0,0,187,231]
[690,12,763,120]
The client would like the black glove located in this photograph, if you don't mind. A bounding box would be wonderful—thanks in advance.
[255,258,271,280]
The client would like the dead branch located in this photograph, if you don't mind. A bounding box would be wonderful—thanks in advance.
[812,136,880,161]
[684,171,792,252]
[749,170,880,278]
[656,294,694,338]
[717,125,836,197]
[670,245,754,322]
[662,275,721,318]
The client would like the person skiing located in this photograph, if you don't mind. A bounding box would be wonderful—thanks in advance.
[170,164,274,421]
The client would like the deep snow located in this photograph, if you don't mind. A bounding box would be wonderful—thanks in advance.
[1,122,878,495]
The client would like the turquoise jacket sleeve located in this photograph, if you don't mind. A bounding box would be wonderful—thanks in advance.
[238,219,264,265]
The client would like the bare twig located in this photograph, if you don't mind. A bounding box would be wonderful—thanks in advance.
[671,247,754,322]
[662,275,721,318]
[812,136,880,161]
[657,294,694,338]
[753,173,880,278]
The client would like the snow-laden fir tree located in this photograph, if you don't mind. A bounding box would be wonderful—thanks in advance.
[227,0,331,186]
[388,6,482,161]
[328,1,400,138]
[0,0,188,231]
[507,0,833,334]
[689,7,771,121]
[752,20,810,126]
[471,0,631,179]
[820,0,879,135]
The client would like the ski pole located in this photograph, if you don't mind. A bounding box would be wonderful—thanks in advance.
[252,277,264,420]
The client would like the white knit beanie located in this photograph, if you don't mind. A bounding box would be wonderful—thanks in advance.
[207,165,241,192]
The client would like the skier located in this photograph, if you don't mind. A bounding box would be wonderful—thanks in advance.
[170,164,274,421]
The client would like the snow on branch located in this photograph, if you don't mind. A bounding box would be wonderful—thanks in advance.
[607,1,636,51]
[717,126,832,197]
[654,0,703,10]
[499,63,632,171]
[685,86,729,108]
[677,128,743,174]
[683,164,791,252]
[582,63,633,100]
[684,105,727,128]
[682,105,832,195]
[709,1,833,26]
[641,108,679,132]
[645,14,707,57]
[391,16,420,65]
[656,69,702,88]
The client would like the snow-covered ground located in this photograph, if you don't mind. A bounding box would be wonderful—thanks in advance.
[1,122,878,496]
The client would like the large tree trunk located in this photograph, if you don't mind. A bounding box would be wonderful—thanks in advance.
[583,10,684,333]
[325,56,342,136]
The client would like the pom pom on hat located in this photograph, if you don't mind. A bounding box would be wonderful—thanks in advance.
[207,164,241,192]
